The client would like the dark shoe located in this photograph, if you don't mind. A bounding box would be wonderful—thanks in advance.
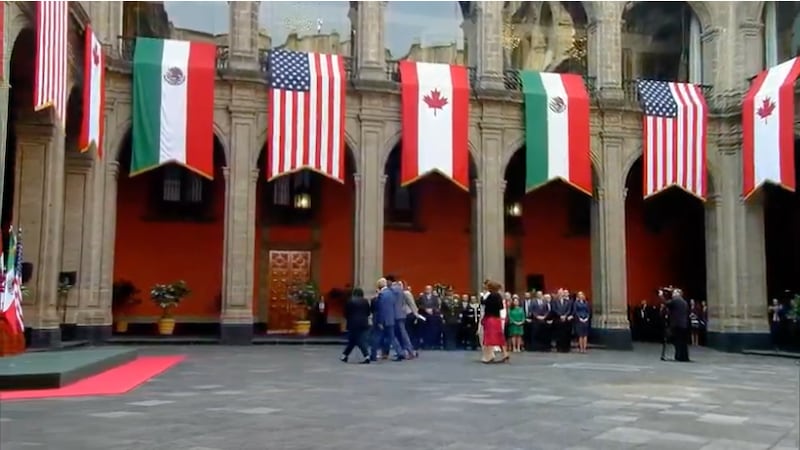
[339,355,348,363]
[501,355,510,363]
[391,355,405,362]
[359,358,370,364]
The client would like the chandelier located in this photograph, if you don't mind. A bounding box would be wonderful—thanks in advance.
[502,18,521,50]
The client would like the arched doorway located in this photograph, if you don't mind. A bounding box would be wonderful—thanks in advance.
[624,157,708,342]
[254,148,357,336]
[112,131,228,336]
[502,147,594,297]
[763,139,800,328]
[382,144,477,295]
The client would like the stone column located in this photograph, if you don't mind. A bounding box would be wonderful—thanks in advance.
[591,137,631,349]
[355,2,386,81]
[14,124,67,348]
[706,150,770,351]
[353,119,385,294]
[475,1,504,90]
[227,1,260,71]
[474,127,504,290]
[220,110,259,344]
[589,2,624,99]
[98,161,119,334]
[64,154,109,343]
[0,84,9,224]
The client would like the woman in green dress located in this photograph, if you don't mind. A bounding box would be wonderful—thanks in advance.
[507,297,526,352]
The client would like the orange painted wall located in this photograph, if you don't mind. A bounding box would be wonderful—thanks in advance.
[254,175,355,322]
[383,175,473,293]
[508,182,592,298]
[114,166,225,319]
[624,184,706,306]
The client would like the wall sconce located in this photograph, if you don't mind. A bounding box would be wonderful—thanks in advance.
[293,192,311,210]
[505,201,522,217]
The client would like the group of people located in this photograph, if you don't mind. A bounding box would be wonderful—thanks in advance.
[631,297,708,347]
[339,276,594,364]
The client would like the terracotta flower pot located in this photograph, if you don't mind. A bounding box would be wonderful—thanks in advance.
[114,320,129,333]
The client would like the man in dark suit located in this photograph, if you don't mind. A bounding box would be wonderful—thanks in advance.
[550,289,574,352]
[418,286,442,349]
[663,288,690,362]
[340,288,371,364]
[528,291,549,351]
[370,278,404,361]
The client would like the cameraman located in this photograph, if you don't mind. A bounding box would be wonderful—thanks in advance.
[660,287,690,362]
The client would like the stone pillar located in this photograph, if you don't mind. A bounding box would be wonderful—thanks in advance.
[98,161,119,335]
[227,1,260,71]
[591,137,631,349]
[706,150,770,351]
[0,85,9,224]
[14,124,67,348]
[589,2,624,99]
[64,154,109,343]
[475,1,504,90]
[474,128,504,290]
[355,2,386,81]
[353,120,385,294]
[220,111,259,344]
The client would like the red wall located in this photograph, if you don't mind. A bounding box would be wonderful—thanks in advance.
[114,166,225,319]
[624,183,706,306]
[253,175,355,322]
[383,174,472,293]
[507,182,592,298]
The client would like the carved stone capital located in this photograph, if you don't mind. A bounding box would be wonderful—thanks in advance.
[380,174,388,186]
[106,161,120,179]
[222,166,230,180]
[250,168,260,182]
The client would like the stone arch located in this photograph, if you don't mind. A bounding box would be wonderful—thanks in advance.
[109,120,231,167]
[500,135,603,186]
[622,147,719,196]
[621,1,714,30]
[379,129,480,173]
[254,129,359,173]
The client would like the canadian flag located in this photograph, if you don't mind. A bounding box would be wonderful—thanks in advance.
[742,57,800,199]
[79,26,106,158]
[399,61,470,190]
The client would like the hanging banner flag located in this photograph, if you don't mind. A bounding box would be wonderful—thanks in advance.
[742,57,800,199]
[399,61,470,190]
[79,26,106,159]
[520,71,592,195]
[636,80,708,200]
[131,37,216,178]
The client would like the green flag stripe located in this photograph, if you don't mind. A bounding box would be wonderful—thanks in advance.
[132,37,164,174]
[520,71,549,191]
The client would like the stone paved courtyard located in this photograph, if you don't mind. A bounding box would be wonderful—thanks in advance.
[0,345,798,450]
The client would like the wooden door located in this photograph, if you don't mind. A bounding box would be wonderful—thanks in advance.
[267,250,312,333]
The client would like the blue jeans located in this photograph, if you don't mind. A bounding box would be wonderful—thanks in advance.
[370,324,403,360]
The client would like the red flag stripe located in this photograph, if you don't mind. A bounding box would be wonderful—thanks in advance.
[34,1,68,129]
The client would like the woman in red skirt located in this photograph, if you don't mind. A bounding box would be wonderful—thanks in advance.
[481,281,510,364]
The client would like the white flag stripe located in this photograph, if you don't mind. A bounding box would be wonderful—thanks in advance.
[330,54,343,179]
[34,1,68,127]
[415,62,454,176]
[159,40,190,164]
[540,73,570,179]
[753,58,795,186]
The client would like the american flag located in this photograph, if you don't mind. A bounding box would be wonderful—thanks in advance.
[267,49,346,183]
[34,1,69,129]
[636,80,708,199]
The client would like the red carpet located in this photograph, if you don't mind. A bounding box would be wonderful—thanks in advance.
[0,355,185,401]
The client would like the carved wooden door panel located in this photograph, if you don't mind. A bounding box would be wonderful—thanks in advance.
[267,250,311,333]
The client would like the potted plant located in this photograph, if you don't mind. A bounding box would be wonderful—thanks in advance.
[288,281,319,336]
[112,280,140,333]
[150,280,190,335]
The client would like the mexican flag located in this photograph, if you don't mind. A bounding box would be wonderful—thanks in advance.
[520,71,592,195]
[132,37,216,178]
[1,230,24,335]
[742,57,800,199]
[79,26,105,158]
[399,61,470,190]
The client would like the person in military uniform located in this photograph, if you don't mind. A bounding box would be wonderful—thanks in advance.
[441,292,463,350]
[460,295,481,350]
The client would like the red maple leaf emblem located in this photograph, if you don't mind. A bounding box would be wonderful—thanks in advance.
[423,89,448,116]
[757,96,775,123]
[92,44,100,66]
